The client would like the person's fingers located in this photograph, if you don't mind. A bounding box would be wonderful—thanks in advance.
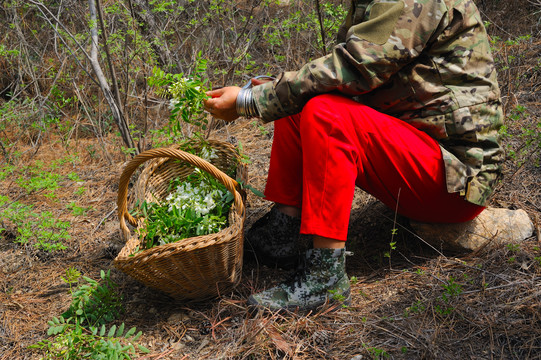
[251,77,273,86]
[206,88,225,99]
[203,89,226,112]
[203,97,217,109]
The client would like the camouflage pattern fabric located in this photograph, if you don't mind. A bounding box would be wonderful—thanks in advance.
[247,248,351,312]
[251,0,503,206]
[245,206,301,269]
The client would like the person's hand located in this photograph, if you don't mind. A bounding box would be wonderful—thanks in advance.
[204,86,241,122]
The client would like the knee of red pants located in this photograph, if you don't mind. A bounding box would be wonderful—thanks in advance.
[302,94,485,225]
[263,115,304,207]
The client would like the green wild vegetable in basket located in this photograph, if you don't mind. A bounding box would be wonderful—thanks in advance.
[135,165,235,249]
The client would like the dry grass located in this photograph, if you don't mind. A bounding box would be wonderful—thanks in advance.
[1,1,541,359]
[1,111,539,359]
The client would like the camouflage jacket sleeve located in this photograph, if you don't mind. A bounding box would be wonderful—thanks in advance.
[252,0,448,122]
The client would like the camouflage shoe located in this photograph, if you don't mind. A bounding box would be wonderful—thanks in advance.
[247,248,351,313]
[245,206,301,269]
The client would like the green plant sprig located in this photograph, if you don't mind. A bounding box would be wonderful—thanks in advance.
[31,269,150,359]
[61,270,123,328]
[148,53,211,145]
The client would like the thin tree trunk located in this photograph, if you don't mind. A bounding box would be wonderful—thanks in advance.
[88,0,138,154]
[95,0,123,111]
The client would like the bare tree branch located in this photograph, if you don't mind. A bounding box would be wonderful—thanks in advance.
[96,0,123,111]
[89,0,138,154]
[314,0,327,55]
[26,0,99,86]
[25,0,138,154]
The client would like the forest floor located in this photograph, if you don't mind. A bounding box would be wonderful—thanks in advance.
[1,100,540,359]
[1,3,541,360]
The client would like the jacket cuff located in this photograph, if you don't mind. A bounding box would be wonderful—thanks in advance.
[251,80,288,123]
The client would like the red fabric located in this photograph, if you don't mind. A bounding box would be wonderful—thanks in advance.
[264,94,484,241]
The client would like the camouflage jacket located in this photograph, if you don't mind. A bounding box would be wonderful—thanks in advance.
[251,0,504,206]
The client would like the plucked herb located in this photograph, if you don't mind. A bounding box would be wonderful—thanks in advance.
[148,52,210,144]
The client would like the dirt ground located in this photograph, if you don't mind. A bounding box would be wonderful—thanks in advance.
[1,2,541,359]
[1,105,540,358]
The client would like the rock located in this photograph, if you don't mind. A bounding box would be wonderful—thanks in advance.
[171,341,185,351]
[167,311,191,323]
[410,208,535,251]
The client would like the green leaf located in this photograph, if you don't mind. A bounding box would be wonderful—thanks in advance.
[108,324,117,337]
[246,184,265,197]
[132,330,143,341]
[125,327,136,337]
[82,276,97,284]
[138,344,151,353]
[116,322,125,337]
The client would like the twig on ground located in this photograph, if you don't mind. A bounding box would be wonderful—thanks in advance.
[92,205,117,234]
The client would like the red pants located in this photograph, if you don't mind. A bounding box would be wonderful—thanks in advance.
[264,94,484,241]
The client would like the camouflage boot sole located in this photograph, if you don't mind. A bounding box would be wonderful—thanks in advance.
[247,287,352,314]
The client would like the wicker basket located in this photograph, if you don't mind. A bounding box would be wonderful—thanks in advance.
[115,140,246,301]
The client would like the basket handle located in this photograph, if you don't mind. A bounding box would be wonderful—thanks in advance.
[117,147,245,241]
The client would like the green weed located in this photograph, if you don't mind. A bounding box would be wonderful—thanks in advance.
[328,289,347,303]
[67,172,82,182]
[252,120,269,136]
[506,243,521,264]
[434,276,463,315]
[61,270,123,327]
[0,164,15,180]
[441,277,462,303]
[404,300,426,317]
[30,270,149,359]
[502,102,541,167]
[66,201,92,216]
[16,167,61,198]
[0,196,70,252]
[363,343,390,359]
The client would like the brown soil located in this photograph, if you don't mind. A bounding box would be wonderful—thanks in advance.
[1,2,541,360]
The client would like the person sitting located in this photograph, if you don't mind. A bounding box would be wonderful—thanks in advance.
[204,0,504,312]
